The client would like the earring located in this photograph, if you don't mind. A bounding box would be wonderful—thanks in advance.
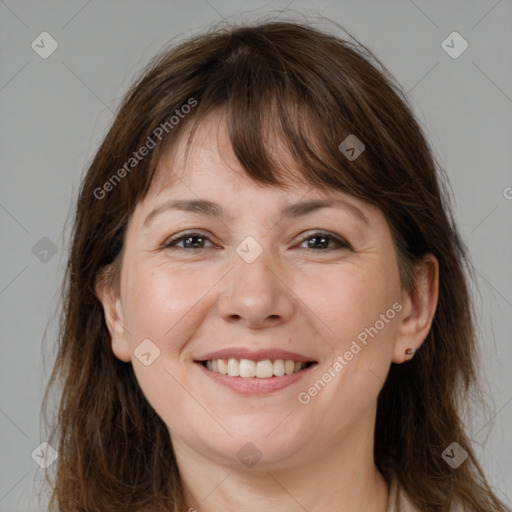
[405,348,416,357]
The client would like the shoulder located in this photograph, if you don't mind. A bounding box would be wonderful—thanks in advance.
[388,475,466,512]
[386,475,419,512]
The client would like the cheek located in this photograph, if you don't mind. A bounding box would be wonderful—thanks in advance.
[296,265,401,420]
[122,264,219,431]
[301,262,401,356]
[122,262,216,346]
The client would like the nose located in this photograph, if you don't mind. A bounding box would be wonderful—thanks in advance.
[217,246,295,329]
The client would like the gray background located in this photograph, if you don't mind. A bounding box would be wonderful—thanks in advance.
[1,1,511,510]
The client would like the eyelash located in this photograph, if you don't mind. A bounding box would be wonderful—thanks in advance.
[162,230,352,251]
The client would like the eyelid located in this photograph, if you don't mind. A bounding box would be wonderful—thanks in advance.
[295,230,352,250]
[162,229,216,248]
[162,229,352,251]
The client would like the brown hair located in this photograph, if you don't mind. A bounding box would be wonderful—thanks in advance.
[42,19,510,511]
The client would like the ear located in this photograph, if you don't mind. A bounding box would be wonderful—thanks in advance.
[94,267,131,363]
[393,253,439,364]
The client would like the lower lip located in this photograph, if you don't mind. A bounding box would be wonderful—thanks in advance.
[195,362,317,395]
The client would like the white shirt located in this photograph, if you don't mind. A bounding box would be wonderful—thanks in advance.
[386,475,420,512]
[386,475,464,511]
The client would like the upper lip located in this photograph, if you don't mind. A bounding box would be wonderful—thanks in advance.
[195,348,316,363]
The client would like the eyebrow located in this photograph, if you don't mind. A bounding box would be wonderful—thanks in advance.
[143,197,369,228]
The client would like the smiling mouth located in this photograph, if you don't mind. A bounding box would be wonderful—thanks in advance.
[199,358,317,378]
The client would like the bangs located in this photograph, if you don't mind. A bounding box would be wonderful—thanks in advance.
[152,28,385,204]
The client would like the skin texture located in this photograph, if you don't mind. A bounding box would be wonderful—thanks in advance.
[96,112,439,512]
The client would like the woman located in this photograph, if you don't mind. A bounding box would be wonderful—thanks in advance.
[42,19,510,511]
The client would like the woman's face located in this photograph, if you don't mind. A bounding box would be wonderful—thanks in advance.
[98,112,419,470]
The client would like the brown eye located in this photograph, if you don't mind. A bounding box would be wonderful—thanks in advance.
[298,232,351,251]
[163,232,214,250]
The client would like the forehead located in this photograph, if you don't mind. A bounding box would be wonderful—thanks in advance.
[132,109,381,232]
[146,110,311,201]
[132,131,379,242]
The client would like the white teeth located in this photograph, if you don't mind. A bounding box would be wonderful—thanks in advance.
[273,359,285,377]
[256,359,274,378]
[217,359,227,375]
[227,357,240,377]
[204,358,310,377]
[239,359,256,377]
